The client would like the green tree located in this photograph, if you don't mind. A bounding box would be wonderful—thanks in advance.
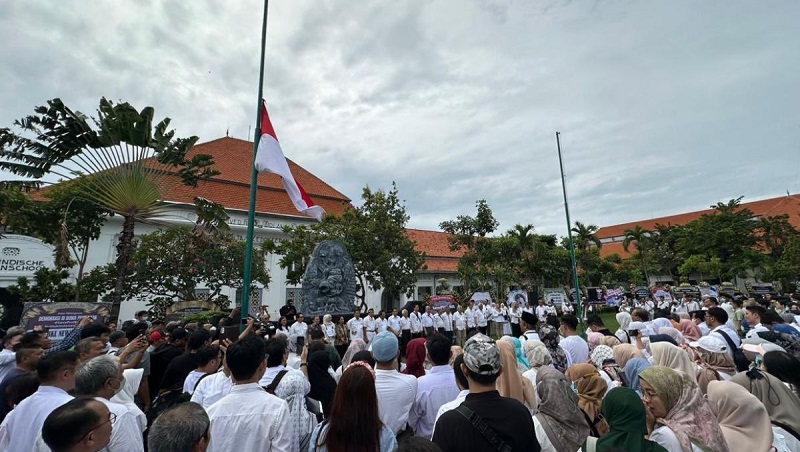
[622,225,651,282]
[0,98,229,314]
[571,221,601,252]
[92,227,269,318]
[440,200,500,292]
[264,183,425,303]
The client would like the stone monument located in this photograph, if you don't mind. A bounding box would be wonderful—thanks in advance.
[300,240,358,316]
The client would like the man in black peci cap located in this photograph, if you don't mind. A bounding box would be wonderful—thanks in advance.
[519,311,540,342]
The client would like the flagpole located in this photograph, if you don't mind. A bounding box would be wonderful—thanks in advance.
[556,131,585,335]
[241,0,269,329]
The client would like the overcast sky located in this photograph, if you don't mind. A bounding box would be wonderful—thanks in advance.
[2,1,798,237]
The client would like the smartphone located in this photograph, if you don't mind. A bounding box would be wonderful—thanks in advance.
[628,329,640,337]
[296,336,305,349]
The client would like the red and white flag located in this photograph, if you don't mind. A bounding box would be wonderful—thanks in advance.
[254,101,325,221]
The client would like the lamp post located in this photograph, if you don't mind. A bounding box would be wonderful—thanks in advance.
[556,132,584,334]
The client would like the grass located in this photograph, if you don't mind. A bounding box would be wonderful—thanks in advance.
[598,311,620,332]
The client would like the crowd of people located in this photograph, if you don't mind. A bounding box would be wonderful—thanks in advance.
[0,290,798,452]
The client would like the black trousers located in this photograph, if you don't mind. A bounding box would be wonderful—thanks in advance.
[511,323,521,338]
[401,330,411,358]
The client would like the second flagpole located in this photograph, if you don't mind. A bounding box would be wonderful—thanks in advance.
[241,0,270,329]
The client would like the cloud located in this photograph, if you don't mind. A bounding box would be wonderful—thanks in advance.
[1,0,798,238]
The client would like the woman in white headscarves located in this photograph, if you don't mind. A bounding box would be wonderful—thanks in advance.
[615,311,632,344]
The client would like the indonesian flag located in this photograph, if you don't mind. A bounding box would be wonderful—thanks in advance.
[254,101,325,221]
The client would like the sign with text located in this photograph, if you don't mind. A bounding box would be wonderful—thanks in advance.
[428,295,457,312]
[19,302,112,343]
[0,235,55,280]
[634,286,650,300]
[750,283,775,296]
[651,287,673,303]
[543,288,568,307]
[164,300,218,322]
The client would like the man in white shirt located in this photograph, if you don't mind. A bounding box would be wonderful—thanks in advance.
[259,336,309,392]
[421,306,435,337]
[347,310,366,342]
[410,305,423,339]
[657,296,671,312]
[744,305,770,339]
[682,295,701,313]
[558,315,589,365]
[376,310,389,334]
[184,346,222,395]
[535,299,549,323]
[509,302,522,337]
[705,307,741,358]
[371,332,418,435]
[0,328,23,383]
[519,312,540,342]
[475,304,488,335]
[0,351,79,452]
[410,334,459,438]
[75,355,145,451]
[692,310,711,336]
[388,309,402,338]
[41,397,113,452]
[191,367,233,409]
[453,306,467,347]
[289,313,309,349]
[441,308,453,343]
[364,309,378,343]
[207,335,293,452]
[432,354,469,436]
[464,302,476,335]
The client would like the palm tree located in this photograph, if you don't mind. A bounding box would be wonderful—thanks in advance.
[571,221,601,252]
[0,98,227,315]
[623,225,651,283]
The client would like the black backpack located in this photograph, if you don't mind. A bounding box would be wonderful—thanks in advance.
[716,330,749,372]
[146,373,211,427]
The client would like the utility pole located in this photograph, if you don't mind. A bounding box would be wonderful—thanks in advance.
[556,132,584,334]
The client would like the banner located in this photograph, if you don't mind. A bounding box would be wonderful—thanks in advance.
[469,292,492,303]
[634,286,649,301]
[749,283,774,296]
[428,295,457,312]
[543,288,568,307]
[19,302,112,343]
[507,290,528,307]
[651,286,673,303]
[674,284,700,298]
[164,300,218,322]
[718,282,738,296]
[605,288,624,307]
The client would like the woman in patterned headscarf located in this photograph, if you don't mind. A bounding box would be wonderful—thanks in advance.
[639,366,729,452]
[565,363,610,437]
[678,319,702,342]
[522,340,552,387]
[587,332,604,353]
[591,345,625,390]
[540,329,569,373]
[650,342,697,382]
[534,366,590,452]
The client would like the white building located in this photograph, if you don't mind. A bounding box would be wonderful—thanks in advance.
[0,137,461,322]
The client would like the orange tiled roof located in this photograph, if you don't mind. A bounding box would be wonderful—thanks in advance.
[424,258,460,273]
[597,194,800,258]
[405,229,464,274]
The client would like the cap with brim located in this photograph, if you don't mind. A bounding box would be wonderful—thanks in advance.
[463,333,501,375]
[742,343,785,356]
[150,331,164,342]
[689,335,727,354]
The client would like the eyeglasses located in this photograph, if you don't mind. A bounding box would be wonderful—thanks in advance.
[79,412,116,441]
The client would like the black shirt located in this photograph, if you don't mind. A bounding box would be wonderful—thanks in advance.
[432,391,540,452]
[148,343,184,398]
[159,352,201,391]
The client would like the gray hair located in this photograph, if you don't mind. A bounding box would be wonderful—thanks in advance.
[75,355,119,396]
[75,337,102,356]
[148,402,209,452]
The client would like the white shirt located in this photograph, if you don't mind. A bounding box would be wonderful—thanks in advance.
[347,317,365,341]
[433,313,445,329]
[421,313,434,328]
[388,315,402,334]
[364,316,377,332]
[0,386,73,452]
[476,309,487,327]
[323,323,336,342]
[510,308,521,324]
[96,397,145,452]
[258,365,308,390]
[0,349,16,383]
[410,313,422,333]
[410,365,459,439]
[290,321,308,339]
[533,416,560,452]
[375,369,418,434]
[376,318,389,333]
[650,424,703,452]
[441,312,453,331]
[464,309,476,328]
[520,331,541,343]
[191,370,234,409]
[559,335,589,365]
[400,316,411,331]
[709,325,741,358]
[697,322,711,336]
[453,312,467,330]
[535,306,549,322]
[745,323,769,339]
[207,383,294,452]
[432,389,469,437]
[183,370,208,394]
